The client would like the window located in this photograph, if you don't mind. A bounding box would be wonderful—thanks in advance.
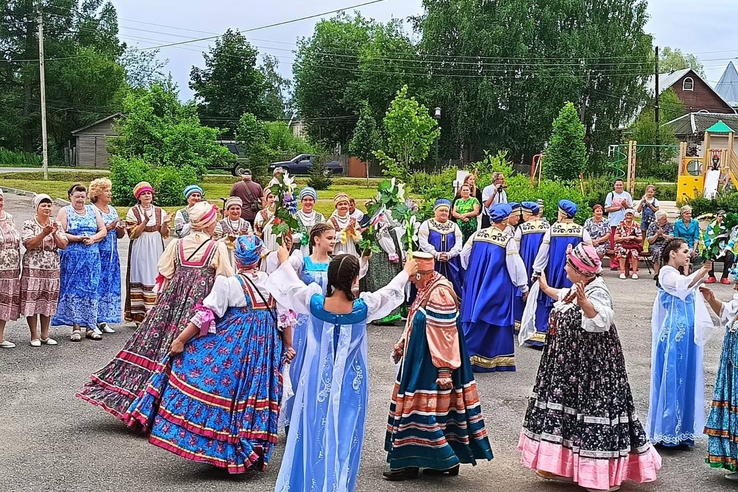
[683,77,694,91]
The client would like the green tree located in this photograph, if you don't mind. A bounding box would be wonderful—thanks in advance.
[376,85,440,178]
[190,29,268,125]
[120,48,169,89]
[659,47,705,77]
[259,54,289,120]
[543,102,587,181]
[348,102,380,163]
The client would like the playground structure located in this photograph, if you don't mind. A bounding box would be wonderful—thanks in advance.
[677,120,738,202]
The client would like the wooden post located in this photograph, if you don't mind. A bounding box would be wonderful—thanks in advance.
[679,141,687,175]
[626,140,637,196]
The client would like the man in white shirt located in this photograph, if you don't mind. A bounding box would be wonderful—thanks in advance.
[604,179,633,270]
[482,172,508,225]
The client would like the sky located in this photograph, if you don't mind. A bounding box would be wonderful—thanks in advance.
[111,0,738,101]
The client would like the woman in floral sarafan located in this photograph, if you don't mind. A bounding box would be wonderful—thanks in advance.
[519,243,661,492]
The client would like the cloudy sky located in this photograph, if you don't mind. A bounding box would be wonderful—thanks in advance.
[111,0,738,100]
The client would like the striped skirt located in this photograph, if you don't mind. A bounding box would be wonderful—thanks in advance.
[705,328,738,472]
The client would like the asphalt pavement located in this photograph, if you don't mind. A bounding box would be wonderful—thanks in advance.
[0,191,731,492]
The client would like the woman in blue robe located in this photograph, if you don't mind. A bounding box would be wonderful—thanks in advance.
[520,200,591,346]
[460,203,529,372]
[513,201,549,346]
[648,238,713,448]
[419,199,464,298]
[267,248,417,492]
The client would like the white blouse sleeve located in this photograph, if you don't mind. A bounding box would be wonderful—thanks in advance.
[360,271,409,323]
[532,228,552,274]
[265,260,322,316]
[581,284,615,333]
[448,223,463,258]
[460,233,476,269]
[659,266,702,301]
[418,221,438,258]
[265,249,303,275]
[506,238,529,292]
[582,228,592,245]
[719,298,738,326]
[201,276,246,318]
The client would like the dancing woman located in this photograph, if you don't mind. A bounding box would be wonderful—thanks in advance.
[519,244,661,492]
[267,248,417,492]
[126,236,295,473]
[647,238,714,448]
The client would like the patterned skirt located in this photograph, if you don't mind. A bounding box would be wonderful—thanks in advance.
[126,306,283,473]
[519,306,661,490]
[76,263,216,423]
[385,313,493,470]
[19,266,59,318]
[364,251,403,323]
[705,328,738,472]
[0,267,20,322]
[52,244,100,329]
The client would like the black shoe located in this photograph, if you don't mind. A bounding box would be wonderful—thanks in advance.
[382,467,419,481]
[423,465,460,477]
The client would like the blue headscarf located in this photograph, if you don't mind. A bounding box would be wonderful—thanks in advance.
[434,199,452,211]
[234,235,263,267]
[558,200,578,219]
[300,187,317,201]
[522,201,540,215]
[509,202,521,213]
[183,184,203,199]
[490,203,512,223]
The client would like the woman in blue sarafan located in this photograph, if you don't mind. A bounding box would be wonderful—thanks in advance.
[418,199,464,298]
[267,247,416,492]
[512,201,548,343]
[459,203,529,372]
[648,238,714,449]
[519,200,591,347]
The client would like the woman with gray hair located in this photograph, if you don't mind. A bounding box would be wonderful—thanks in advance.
[646,210,674,278]
[673,205,701,270]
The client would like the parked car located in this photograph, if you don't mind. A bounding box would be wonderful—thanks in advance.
[268,154,344,175]
[213,141,250,176]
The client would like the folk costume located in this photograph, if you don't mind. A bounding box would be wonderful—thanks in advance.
[460,204,529,372]
[418,199,464,298]
[364,210,406,324]
[215,196,254,269]
[173,184,203,238]
[126,236,285,473]
[77,203,232,422]
[330,193,362,258]
[266,255,409,492]
[513,201,549,346]
[519,244,661,492]
[519,200,591,346]
[294,187,327,256]
[384,252,493,481]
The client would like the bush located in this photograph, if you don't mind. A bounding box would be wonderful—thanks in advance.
[150,165,199,207]
[543,102,587,180]
[0,147,42,166]
[111,156,198,207]
[110,156,151,206]
[307,161,333,190]
[686,193,738,217]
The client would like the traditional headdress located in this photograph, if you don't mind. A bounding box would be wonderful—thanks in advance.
[224,196,242,210]
[490,203,512,223]
[566,243,601,277]
[234,235,263,268]
[434,199,452,212]
[334,193,350,205]
[414,251,435,274]
[522,201,540,215]
[183,184,203,199]
[509,202,522,213]
[300,187,317,201]
[558,200,577,219]
[133,182,154,200]
[33,193,52,210]
[189,201,218,231]
[537,198,545,207]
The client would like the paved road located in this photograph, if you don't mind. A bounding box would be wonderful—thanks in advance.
[0,192,730,492]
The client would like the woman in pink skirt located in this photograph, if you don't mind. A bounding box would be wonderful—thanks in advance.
[0,189,22,349]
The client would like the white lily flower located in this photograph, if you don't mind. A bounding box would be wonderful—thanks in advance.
[283,173,296,192]
[390,177,396,193]
[397,182,405,201]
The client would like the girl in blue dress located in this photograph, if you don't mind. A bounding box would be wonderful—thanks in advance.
[90,178,124,333]
[267,248,416,492]
[648,238,713,448]
[53,183,107,341]
[126,236,295,473]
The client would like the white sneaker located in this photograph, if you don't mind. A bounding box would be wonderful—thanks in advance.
[619,273,626,279]
[92,326,103,336]
[726,472,738,481]
[41,338,58,346]
[0,340,16,348]
[631,273,639,279]
[30,339,42,347]
[98,323,115,334]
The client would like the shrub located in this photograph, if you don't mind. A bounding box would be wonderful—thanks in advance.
[110,156,151,206]
[543,102,587,180]
[686,193,738,217]
[149,165,199,207]
[307,161,333,190]
[111,156,198,207]
[0,148,42,166]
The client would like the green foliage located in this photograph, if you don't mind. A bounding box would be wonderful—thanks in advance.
[109,83,235,178]
[349,102,381,164]
[381,85,440,176]
[659,47,705,78]
[120,48,169,89]
[0,148,41,166]
[267,175,299,245]
[110,155,198,207]
[687,194,738,217]
[259,54,290,120]
[407,167,458,219]
[110,156,152,206]
[544,103,587,181]
[307,161,333,190]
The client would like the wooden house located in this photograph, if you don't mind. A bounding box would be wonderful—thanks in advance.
[70,113,122,168]
[650,68,736,114]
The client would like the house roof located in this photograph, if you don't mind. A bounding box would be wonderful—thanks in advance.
[71,113,123,135]
[646,68,736,114]
[716,61,738,107]
[664,112,738,136]
[705,120,735,134]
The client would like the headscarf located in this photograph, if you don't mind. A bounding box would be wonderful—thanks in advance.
[300,187,317,201]
[490,203,512,223]
[33,193,52,210]
[566,243,601,277]
[414,251,435,273]
[509,202,521,213]
[133,182,154,200]
[224,196,243,210]
[558,200,578,219]
[334,193,350,205]
[522,201,539,215]
[188,201,218,231]
[183,184,203,199]
[234,235,263,268]
[434,199,451,212]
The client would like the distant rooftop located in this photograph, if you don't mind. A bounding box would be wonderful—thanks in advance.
[664,112,738,136]
[716,61,738,108]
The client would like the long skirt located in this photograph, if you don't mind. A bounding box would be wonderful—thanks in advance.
[19,264,59,318]
[364,252,403,324]
[124,231,163,323]
[705,327,738,472]
[52,244,100,328]
[519,306,661,490]
[76,261,216,423]
[385,312,493,470]
[126,306,284,473]
[97,231,121,323]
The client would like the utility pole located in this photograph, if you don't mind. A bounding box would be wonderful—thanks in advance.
[38,7,49,180]
[654,46,660,167]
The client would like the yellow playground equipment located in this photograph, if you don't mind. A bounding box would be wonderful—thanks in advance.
[677,120,738,202]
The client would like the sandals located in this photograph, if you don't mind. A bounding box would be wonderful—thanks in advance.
[70,331,82,342]
[86,329,103,341]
